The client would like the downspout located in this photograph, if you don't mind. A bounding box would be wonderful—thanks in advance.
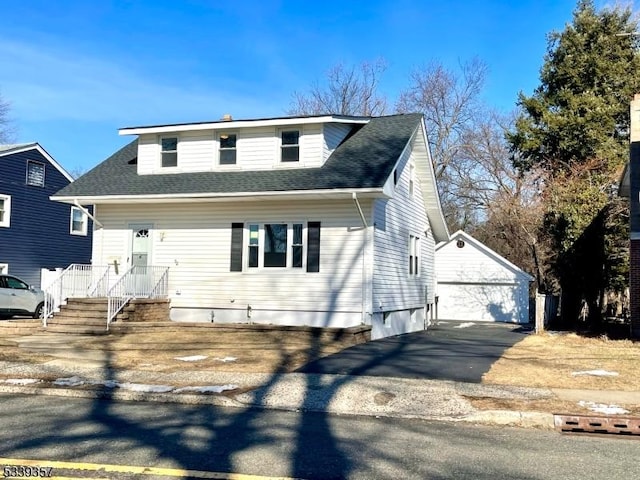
[352,193,370,325]
[74,199,103,228]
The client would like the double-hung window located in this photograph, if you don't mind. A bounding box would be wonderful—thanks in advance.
[0,194,10,228]
[219,133,237,165]
[70,206,88,236]
[230,222,320,272]
[280,130,300,162]
[161,137,178,168]
[409,235,419,276]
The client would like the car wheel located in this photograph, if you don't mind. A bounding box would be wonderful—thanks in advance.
[33,303,44,319]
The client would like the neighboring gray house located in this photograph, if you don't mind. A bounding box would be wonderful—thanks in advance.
[436,231,533,324]
[52,113,449,339]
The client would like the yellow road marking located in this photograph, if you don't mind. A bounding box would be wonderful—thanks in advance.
[0,458,300,480]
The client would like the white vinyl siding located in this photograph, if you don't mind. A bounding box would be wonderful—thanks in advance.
[372,131,431,313]
[323,123,352,160]
[92,200,367,314]
[436,240,522,284]
[136,123,328,174]
[299,124,323,166]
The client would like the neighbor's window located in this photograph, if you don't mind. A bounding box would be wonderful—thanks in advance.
[280,130,300,162]
[70,206,88,236]
[0,194,11,228]
[161,137,178,167]
[409,235,419,275]
[219,133,237,165]
[0,264,7,274]
[26,161,45,187]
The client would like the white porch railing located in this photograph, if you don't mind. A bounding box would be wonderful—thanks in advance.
[107,266,169,329]
[43,264,110,327]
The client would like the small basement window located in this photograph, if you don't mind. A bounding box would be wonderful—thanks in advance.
[26,161,45,187]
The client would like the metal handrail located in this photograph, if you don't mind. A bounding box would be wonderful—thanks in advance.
[43,264,110,327]
[106,266,169,328]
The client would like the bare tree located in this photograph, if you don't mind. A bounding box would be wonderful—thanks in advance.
[0,90,15,144]
[396,58,488,230]
[288,59,388,116]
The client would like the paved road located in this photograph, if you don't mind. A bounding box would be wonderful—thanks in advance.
[299,321,529,382]
[1,393,637,480]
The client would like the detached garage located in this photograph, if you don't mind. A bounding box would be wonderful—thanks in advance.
[435,231,533,324]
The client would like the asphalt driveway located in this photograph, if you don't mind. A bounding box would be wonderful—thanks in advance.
[298,321,530,383]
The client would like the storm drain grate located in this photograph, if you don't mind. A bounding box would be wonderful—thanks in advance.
[554,414,640,436]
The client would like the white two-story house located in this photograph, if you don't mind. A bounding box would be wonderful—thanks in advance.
[52,113,449,339]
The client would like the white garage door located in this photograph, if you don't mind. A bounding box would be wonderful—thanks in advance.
[437,283,528,323]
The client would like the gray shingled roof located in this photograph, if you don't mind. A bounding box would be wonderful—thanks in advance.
[53,114,422,198]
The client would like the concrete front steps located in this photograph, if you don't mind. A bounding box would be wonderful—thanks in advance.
[45,298,113,335]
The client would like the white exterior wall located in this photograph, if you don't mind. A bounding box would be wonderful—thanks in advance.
[323,123,352,160]
[92,199,369,328]
[370,132,434,339]
[135,124,326,174]
[435,236,531,324]
[436,240,521,284]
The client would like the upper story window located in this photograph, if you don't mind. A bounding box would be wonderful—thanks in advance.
[280,130,300,162]
[161,137,178,168]
[70,206,88,236]
[26,161,45,187]
[219,133,237,165]
[0,194,10,228]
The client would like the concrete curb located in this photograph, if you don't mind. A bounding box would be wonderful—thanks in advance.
[459,410,555,429]
[0,383,555,430]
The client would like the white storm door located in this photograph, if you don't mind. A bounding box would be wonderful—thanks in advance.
[129,224,153,267]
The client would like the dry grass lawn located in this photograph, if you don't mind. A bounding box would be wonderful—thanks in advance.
[482,331,640,391]
[0,329,354,374]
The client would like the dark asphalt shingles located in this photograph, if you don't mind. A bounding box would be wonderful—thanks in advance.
[53,114,423,198]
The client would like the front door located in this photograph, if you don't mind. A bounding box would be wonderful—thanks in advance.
[129,223,153,267]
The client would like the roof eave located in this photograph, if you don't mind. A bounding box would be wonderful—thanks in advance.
[51,187,387,205]
[120,115,370,136]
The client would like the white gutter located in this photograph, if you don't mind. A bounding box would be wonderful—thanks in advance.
[73,199,103,228]
[352,192,368,228]
[52,187,388,205]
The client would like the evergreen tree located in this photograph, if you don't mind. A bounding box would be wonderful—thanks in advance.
[508,0,640,329]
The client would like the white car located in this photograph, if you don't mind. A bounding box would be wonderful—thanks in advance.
[0,274,45,319]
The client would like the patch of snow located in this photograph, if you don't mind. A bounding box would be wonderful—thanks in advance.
[572,370,619,377]
[437,321,449,325]
[175,355,208,362]
[214,356,237,363]
[454,322,475,329]
[173,385,238,394]
[117,382,174,393]
[578,401,629,415]
[1,378,42,385]
[53,376,86,387]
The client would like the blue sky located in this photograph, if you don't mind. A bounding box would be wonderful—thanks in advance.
[0,0,631,174]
